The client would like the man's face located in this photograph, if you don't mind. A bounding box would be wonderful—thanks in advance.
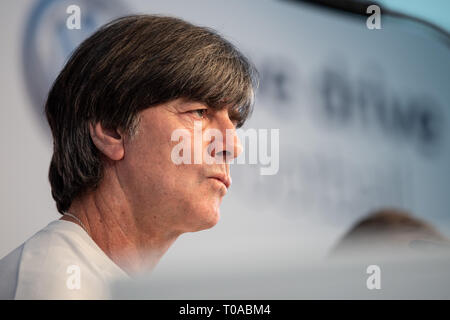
[117,98,242,235]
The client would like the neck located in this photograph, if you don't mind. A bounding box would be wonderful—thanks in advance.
[60,167,181,276]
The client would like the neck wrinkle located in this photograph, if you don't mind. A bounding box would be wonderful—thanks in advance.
[63,166,180,276]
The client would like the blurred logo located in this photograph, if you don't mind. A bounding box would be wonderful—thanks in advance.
[317,62,445,157]
[22,0,129,132]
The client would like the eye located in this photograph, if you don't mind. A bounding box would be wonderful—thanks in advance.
[190,109,208,118]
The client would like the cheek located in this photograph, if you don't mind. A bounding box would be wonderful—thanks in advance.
[123,121,223,217]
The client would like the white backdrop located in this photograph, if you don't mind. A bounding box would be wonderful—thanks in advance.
[1,0,449,283]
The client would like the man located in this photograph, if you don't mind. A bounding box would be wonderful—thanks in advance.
[0,14,258,299]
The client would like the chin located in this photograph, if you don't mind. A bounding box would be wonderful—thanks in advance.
[205,209,221,228]
[190,206,221,232]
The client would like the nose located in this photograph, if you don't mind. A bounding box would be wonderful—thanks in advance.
[209,110,243,163]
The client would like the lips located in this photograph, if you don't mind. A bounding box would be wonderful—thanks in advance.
[209,173,231,189]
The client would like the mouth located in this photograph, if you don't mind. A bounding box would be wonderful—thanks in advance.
[208,174,231,189]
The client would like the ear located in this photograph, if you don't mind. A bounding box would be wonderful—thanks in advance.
[89,122,124,161]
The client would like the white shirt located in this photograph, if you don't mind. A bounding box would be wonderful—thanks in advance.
[0,220,129,299]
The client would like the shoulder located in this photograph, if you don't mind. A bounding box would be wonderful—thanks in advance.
[3,220,125,299]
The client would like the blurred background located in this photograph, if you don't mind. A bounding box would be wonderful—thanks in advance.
[0,0,449,298]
